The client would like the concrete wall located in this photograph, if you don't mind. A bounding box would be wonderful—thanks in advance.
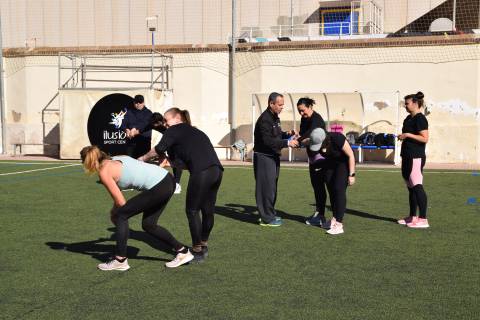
[2,41,479,163]
[0,0,463,48]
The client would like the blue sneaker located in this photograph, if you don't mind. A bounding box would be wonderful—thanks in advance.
[258,216,282,223]
[259,219,283,227]
[306,211,326,227]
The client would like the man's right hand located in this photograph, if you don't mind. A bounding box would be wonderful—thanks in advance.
[288,139,299,148]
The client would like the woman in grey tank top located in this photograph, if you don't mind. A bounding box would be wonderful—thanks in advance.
[80,146,194,271]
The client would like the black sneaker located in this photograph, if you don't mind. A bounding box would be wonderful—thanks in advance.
[201,246,208,258]
[192,249,205,263]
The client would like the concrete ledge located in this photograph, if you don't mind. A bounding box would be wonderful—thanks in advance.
[3,34,478,57]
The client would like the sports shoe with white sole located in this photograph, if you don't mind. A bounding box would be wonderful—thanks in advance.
[398,216,417,225]
[306,211,326,227]
[165,250,194,268]
[259,219,282,227]
[326,218,344,235]
[174,183,182,194]
[98,258,130,271]
[407,217,429,228]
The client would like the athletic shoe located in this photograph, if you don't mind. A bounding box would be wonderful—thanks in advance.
[407,218,429,229]
[174,183,182,194]
[165,250,194,268]
[201,246,209,258]
[322,219,331,229]
[97,258,130,271]
[398,216,417,225]
[305,211,326,227]
[258,216,282,223]
[326,218,344,235]
[192,249,206,263]
[259,219,282,227]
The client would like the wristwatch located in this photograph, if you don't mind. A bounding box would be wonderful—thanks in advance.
[349,173,356,177]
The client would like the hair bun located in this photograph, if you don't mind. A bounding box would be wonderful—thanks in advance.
[416,92,424,100]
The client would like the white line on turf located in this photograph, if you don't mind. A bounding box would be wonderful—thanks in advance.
[0,164,81,176]
[0,161,79,165]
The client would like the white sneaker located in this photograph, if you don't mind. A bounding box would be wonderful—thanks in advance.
[98,258,130,271]
[174,183,182,194]
[326,219,344,235]
[165,250,194,268]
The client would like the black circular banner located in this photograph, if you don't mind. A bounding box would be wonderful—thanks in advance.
[87,93,134,156]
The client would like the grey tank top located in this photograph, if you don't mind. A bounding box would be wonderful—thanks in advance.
[112,156,169,191]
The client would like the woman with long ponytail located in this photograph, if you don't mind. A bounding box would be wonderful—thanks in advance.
[397,92,430,228]
[139,107,223,263]
[80,145,193,271]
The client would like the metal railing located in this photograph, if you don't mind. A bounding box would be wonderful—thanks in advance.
[237,21,384,42]
[58,52,173,90]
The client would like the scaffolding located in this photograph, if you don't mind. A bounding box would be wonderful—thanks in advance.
[57,52,173,91]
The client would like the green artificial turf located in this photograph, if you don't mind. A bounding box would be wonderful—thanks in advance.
[0,162,479,319]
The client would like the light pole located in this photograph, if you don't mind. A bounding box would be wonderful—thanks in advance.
[0,14,6,154]
[146,16,158,88]
[229,0,237,145]
[290,0,294,37]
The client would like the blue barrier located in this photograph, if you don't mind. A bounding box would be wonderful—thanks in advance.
[350,145,395,150]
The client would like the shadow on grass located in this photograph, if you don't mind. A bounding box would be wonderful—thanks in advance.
[215,203,307,224]
[324,205,397,223]
[46,228,172,262]
[215,203,396,225]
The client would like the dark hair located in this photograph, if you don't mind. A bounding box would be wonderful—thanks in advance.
[297,97,315,108]
[404,91,424,108]
[150,112,166,132]
[134,95,144,104]
[165,107,192,125]
[151,112,164,124]
[268,92,283,106]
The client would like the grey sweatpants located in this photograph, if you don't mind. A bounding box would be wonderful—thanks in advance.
[253,152,280,223]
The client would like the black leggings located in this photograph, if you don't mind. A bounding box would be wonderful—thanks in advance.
[114,174,183,257]
[323,162,349,223]
[185,166,223,247]
[402,157,428,218]
[309,164,327,215]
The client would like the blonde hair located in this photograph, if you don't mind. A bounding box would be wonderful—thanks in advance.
[80,146,110,174]
[165,107,191,125]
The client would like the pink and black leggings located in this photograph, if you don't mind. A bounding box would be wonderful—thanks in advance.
[401,157,427,219]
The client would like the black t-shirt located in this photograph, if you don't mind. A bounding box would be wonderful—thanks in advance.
[299,111,326,158]
[299,111,326,140]
[154,123,223,174]
[401,113,428,158]
[319,132,348,167]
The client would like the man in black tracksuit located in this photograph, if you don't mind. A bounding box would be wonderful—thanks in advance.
[253,92,298,226]
[121,95,153,159]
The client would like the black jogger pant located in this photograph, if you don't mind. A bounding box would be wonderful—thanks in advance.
[114,174,183,257]
[185,165,223,247]
[254,152,280,223]
[309,164,328,215]
[323,162,349,223]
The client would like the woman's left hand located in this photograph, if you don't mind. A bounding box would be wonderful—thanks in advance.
[397,133,410,140]
[348,176,356,186]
